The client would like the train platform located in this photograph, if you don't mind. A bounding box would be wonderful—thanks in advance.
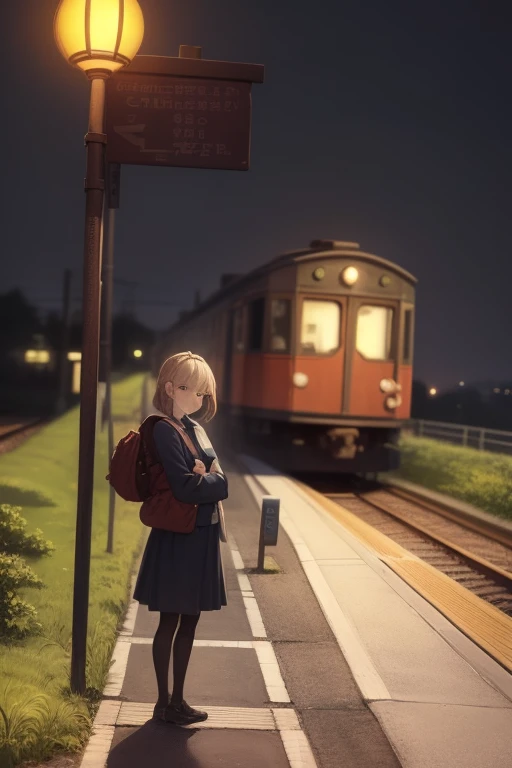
[82,450,512,768]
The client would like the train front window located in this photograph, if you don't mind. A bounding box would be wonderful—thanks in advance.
[270,299,291,353]
[300,300,340,355]
[356,305,394,360]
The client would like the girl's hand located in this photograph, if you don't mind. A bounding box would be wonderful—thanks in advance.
[210,458,222,474]
[193,459,206,475]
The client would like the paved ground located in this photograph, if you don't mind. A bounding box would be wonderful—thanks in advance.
[91,449,401,768]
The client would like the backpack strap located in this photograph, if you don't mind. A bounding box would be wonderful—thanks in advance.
[162,417,200,460]
[139,414,200,463]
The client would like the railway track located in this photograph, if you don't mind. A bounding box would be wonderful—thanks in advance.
[0,418,45,453]
[308,479,512,617]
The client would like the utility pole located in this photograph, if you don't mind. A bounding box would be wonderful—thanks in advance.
[100,163,120,555]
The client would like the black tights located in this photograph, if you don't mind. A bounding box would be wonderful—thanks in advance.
[152,611,201,705]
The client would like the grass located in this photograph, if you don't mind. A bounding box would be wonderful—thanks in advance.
[394,435,512,521]
[0,374,147,767]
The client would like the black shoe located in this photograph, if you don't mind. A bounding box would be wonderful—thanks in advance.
[181,700,208,722]
[154,700,208,725]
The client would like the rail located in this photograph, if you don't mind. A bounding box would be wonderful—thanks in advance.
[404,419,512,456]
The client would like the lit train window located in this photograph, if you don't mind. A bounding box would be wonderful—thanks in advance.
[270,299,291,353]
[356,305,393,360]
[300,300,340,355]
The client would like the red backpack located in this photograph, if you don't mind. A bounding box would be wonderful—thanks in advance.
[106,415,197,502]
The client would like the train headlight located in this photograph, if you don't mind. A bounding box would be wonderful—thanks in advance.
[380,378,396,393]
[385,394,402,410]
[340,266,359,286]
[293,372,309,388]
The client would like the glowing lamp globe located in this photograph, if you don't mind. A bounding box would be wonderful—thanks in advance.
[54,0,144,76]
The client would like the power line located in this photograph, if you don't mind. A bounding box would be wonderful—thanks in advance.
[30,298,181,307]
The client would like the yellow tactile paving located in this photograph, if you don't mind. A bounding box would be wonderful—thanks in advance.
[292,479,512,673]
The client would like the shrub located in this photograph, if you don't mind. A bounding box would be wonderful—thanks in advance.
[0,504,55,557]
[0,554,43,641]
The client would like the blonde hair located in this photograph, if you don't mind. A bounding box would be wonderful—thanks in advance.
[153,352,217,422]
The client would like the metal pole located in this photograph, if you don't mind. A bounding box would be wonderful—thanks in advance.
[70,75,107,696]
[102,163,120,554]
[56,269,72,414]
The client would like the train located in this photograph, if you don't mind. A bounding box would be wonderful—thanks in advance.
[152,239,417,473]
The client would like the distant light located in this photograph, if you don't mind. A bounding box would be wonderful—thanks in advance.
[429,387,437,396]
[72,362,81,394]
[133,349,143,358]
[25,349,50,364]
[67,351,82,361]
[505,389,511,396]
[459,381,465,387]
[493,388,500,394]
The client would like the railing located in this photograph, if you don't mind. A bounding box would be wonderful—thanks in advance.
[404,419,512,456]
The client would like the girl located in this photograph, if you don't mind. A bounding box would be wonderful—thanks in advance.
[133,352,228,726]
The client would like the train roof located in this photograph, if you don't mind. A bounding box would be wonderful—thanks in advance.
[171,240,417,327]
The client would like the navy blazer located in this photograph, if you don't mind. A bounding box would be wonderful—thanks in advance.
[153,417,228,526]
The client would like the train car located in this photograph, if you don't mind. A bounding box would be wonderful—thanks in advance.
[152,240,417,473]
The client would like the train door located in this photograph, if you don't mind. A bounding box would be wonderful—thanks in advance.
[343,298,399,416]
[292,294,347,414]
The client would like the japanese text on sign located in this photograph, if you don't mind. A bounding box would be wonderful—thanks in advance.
[105,74,252,171]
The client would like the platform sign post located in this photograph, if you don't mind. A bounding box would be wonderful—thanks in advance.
[257,496,280,571]
[99,46,263,556]
[105,50,264,171]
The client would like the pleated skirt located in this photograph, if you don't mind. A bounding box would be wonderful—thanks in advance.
[133,522,227,615]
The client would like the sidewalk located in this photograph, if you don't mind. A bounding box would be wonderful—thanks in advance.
[88,535,304,767]
[80,452,402,768]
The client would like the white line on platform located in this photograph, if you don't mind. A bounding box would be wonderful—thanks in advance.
[242,467,391,703]
[280,729,319,768]
[118,573,139,637]
[228,530,294,704]
[103,640,131,697]
[237,573,252,591]
[231,548,245,570]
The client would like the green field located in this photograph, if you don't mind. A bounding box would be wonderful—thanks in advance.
[395,434,512,521]
[0,375,147,767]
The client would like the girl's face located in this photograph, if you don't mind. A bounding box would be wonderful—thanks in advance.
[165,379,210,418]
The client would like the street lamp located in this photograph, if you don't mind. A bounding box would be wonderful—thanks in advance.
[54,0,144,696]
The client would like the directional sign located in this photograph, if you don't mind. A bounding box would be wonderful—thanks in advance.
[262,496,280,546]
[105,73,252,171]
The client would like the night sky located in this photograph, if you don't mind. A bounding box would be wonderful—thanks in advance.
[1,1,511,391]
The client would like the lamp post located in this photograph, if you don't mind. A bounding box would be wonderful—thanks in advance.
[54,0,144,696]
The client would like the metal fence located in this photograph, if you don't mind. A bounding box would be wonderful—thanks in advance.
[404,419,512,457]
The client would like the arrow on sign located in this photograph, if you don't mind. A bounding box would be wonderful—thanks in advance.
[113,124,146,149]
